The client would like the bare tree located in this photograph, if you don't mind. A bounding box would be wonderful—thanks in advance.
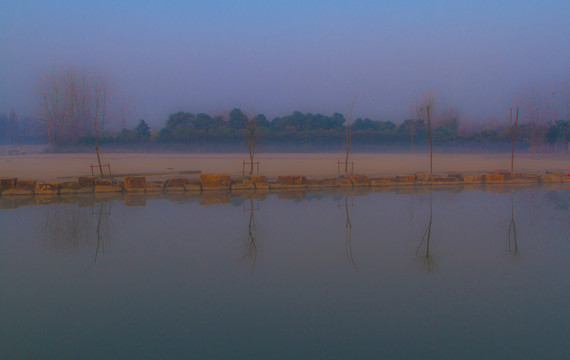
[90,73,111,177]
[119,96,131,130]
[509,105,520,173]
[247,108,257,176]
[561,82,570,152]
[417,92,435,175]
[409,100,416,153]
[344,97,357,176]
[521,85,548,154]
[37,65,114,176]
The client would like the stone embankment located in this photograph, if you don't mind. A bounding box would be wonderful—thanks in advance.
[1,172,569,197]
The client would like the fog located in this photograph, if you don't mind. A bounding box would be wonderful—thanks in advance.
[1,1,569,127]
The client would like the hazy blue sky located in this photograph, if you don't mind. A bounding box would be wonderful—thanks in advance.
[1,0,569,127]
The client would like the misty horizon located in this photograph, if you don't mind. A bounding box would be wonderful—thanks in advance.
[1,1,569,128]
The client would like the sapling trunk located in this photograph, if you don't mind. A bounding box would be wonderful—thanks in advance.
[345,98,357,175]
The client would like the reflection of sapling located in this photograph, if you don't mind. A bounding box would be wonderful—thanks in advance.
[416,191,436,273]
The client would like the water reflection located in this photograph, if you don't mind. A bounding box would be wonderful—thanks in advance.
[341,194,358,271]
[1,183,568,210]
[2,185,567,272]
[415,191,436,273]
[2,186,569,359]
[40,201,112,263]
[241,197,260,272]
[93,203,111,264]
[507,193,519,257]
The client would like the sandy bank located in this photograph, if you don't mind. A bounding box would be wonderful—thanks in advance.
[0,152,568,182]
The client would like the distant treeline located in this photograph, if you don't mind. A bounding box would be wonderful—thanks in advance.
[1,107,569,152]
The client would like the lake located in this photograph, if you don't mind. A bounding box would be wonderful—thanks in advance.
[1,185,569,359]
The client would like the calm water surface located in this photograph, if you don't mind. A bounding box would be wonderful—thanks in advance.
[1,186,569,359]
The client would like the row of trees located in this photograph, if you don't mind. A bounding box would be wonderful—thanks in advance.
[2,65,569,154]
[4,105,569,152]
[36,65,119,175]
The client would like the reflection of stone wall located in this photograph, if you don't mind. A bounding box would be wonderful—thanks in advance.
[200,191,231,206]
[1,171,569,206]
[1,181,567,210]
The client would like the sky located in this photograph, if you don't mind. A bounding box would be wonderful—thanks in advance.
[1,0,569,128]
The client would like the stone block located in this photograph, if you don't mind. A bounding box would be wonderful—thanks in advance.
[306,179,325,188]
[168,177,188,187]
[277,175,306,185]
[35,182,59,195]
[370,177,392,186]
[231,180,256,191]
[335,178,353,187]
[463,175,484,184]
[248,176,267,184]
[415,173,430,181]
[94,179,122,193]
[0,178,17,192]
[395,175,415,184]
[165,177,188,192]
[3,180,35,195]
[447,173,464,181]
[182,180,201,192]
[508,173,540,183]
[146,181,165,192]
[349,175,370,187]
[124,176,146,192]
[200,174,231,191]
[540,173,562,183]
[429,175,462,185]
[59,181,93,194]
[77,176,95,187]
[323,178,339,187]
[484,173,505,183]
[431,176,452,183]
[255,183,270,191]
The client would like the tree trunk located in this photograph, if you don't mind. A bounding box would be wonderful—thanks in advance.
[427,106,433,175]
[95,132,103,177]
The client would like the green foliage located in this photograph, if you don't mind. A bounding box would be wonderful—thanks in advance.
[135,120,151,141]
[24,106,570,151]
[433,118,459,141]
[229,108,248,130]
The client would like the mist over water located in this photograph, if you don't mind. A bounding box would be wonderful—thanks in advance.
[1,186,569,359]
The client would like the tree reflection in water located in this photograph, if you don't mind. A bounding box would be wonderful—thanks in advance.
[240,198,259,273]
[93,203,111,264]
[507,192,519,257]
[416,190,436,273]
[343,195,358,271]
[40,202,112,264]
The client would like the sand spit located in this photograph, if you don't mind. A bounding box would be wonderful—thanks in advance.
[1,152,569,182]
[0,153,568,202]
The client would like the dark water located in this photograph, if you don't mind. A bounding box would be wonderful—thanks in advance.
[1,186,569,359]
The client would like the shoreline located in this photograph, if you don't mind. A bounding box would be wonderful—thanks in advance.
[1,180,568,210]
[1,152,569,182]
[1,170,568,199]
